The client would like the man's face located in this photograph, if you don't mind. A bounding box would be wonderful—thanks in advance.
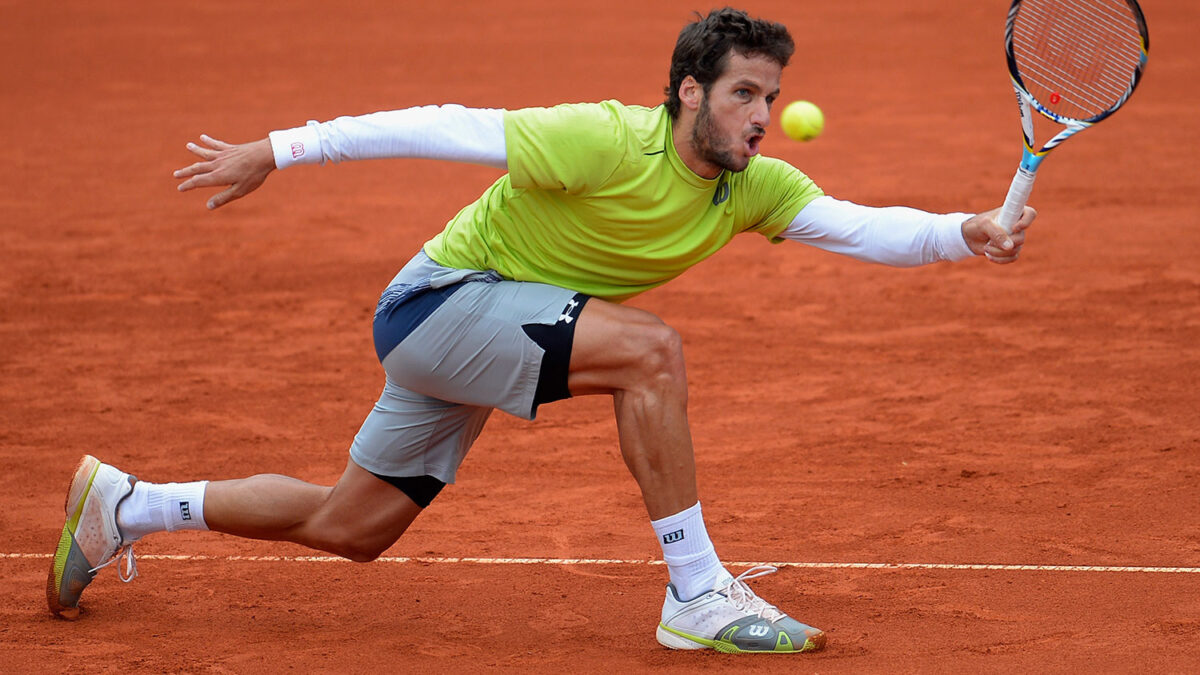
[690,51,782,174]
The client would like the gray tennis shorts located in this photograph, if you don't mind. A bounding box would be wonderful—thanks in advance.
[349,250,586,484]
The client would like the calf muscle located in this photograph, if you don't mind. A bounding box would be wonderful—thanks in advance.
[568,300,699,519]
[203,459,424,561]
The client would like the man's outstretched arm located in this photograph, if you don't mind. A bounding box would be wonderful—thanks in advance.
[173,105,507,210]
[781,195,1036,266]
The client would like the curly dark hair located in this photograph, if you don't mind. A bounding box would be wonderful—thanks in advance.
[663,8,794,119]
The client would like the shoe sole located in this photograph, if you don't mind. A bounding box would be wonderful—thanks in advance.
[657,623,827,654]
[46,456,104,620]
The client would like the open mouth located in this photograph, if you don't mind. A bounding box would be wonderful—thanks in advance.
[745,133,763,156]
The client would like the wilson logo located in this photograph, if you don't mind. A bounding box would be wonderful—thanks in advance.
[662,529,685,544]
[746,625,770,638]
[290,142,305,159]
[179,501,192,521]
[712,174,730,205]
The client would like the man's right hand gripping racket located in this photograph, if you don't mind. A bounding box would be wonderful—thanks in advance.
[997,0,1150,233]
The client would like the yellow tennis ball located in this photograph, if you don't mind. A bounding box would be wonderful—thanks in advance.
[780,100,824,142]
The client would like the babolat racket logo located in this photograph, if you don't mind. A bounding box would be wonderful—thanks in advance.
[662,529,685,544]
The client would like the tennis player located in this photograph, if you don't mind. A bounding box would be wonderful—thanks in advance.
[48,8,1033,654]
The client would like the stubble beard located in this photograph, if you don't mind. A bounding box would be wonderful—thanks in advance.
[691,97,747,174]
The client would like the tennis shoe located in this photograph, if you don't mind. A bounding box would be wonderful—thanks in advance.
[656,566,826,654]
[47,455,139,619]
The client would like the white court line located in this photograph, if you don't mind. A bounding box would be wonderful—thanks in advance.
[3,552,1199,573]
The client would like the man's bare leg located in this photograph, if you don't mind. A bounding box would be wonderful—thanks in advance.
[565,298,827,653]
[567,299,698,519]
[566,299,724,602]
[202,458,423,561]
[50,455,424,619]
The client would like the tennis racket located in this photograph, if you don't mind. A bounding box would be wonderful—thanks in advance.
[997,0,1150,233]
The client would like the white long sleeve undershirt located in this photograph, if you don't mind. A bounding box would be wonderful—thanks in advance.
[268,104,508,170]
[781,195,976,265]
[266,105,976,266]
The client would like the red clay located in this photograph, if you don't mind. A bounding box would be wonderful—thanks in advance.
[3,1,1199,672]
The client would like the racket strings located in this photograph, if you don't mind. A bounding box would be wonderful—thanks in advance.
[1016,12,1137,115]
[1011,0,1144,121]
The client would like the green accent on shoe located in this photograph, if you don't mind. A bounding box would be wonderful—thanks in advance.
[51,525,73,595]
[48,525,97,617]
[658,622,823,654]
[51,457,99,598]
[48,458,107,618]
[659,623,718,649]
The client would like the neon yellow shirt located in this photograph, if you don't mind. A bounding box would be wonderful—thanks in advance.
[423,100,823,302]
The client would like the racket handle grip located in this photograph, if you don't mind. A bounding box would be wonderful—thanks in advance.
[997,166,1036,234]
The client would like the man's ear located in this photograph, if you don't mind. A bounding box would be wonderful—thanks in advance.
[679,75,703,112]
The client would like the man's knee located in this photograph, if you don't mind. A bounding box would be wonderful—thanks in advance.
[294,459,428,561]
[627,322,686,383]
[569,300,687,396]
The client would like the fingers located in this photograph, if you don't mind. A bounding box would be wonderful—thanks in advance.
[173,160,211,183]
[174,134,232,173]
[173,135,273,209]
[173,139,222,189]
[173,136,234,192]
[199,134,234,150]
[175,171,217,193]
[982,216,1015,252]
[983,229,1025,263]
[207,172,268,210]
[983,242,1020,261]
[174,159,231,192]
[206,186,239,210]
[185,140,222,161]
[982,206,1035,263]
[1010,205,1038,234]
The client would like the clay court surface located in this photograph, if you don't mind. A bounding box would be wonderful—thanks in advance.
[3,0,1199,671]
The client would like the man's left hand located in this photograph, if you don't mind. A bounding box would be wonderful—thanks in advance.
[961,206,1036,264]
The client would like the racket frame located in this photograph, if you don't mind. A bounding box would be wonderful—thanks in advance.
[996,0,1150,232]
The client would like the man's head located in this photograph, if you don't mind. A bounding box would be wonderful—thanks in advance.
[665,8,794,177]
[664,8,794,120]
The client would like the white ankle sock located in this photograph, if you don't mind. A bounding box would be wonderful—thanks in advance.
[116,481,210,541]
[651,502,729,601]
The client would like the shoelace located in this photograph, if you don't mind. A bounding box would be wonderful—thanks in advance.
[88,544,139,583]
[719,565,785,623]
